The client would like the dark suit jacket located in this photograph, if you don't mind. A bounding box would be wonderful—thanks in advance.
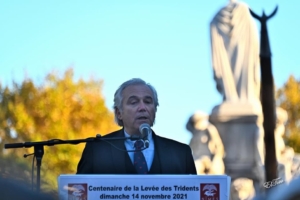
[77,129,196,174]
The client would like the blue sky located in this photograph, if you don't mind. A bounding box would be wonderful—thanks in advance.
[0,0,299,145]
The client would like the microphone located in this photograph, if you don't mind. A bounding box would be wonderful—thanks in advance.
[139,123,151,148]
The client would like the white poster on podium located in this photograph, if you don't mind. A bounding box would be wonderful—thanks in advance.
[58,174,231,200]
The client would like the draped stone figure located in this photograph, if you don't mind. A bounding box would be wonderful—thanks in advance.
[210,0,260,104]
[208,0,265,196]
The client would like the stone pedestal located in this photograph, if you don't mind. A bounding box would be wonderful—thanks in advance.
[209,102,265,188]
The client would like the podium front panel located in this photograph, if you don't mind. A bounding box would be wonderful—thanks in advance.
[58,174,231,200]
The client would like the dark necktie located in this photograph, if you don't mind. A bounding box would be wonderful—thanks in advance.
[134,140,148,174]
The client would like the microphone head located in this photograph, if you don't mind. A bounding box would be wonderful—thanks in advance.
[139,123,151,135]
[139,123,151,149]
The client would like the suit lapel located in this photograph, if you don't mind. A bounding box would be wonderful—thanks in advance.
[152,133,172,173]
[110,129,129,174]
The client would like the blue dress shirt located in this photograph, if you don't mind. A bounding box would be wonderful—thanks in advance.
[124,130,154,171]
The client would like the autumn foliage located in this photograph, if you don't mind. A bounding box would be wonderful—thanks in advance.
[0,68,119,192]
[276,75,300,153]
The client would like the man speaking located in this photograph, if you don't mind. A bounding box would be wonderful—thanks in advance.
[76,78,196,175]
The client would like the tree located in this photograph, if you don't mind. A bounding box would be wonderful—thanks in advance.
[0,68,119,193]
[276,74,300,152]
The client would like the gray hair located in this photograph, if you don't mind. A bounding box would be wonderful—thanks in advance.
[113,78,159,126]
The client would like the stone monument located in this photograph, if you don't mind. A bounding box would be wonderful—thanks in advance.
[186,111,225,175]
[209,0,265,194]
[275,107,298,183]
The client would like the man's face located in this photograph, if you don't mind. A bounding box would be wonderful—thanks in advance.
[117,84,156,135]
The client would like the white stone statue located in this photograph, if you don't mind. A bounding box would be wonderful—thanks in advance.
[274,107,300,182]
[275,107,296,182]
[186,111,225,174]
[275,107,288,162]
[210,0,260,104]
[208,1,265,197]
[230,178,255,200]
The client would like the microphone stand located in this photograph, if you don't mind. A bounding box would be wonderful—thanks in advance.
[4,134,142,193]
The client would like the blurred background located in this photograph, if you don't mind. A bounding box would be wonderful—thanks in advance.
[0,0,299,196]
